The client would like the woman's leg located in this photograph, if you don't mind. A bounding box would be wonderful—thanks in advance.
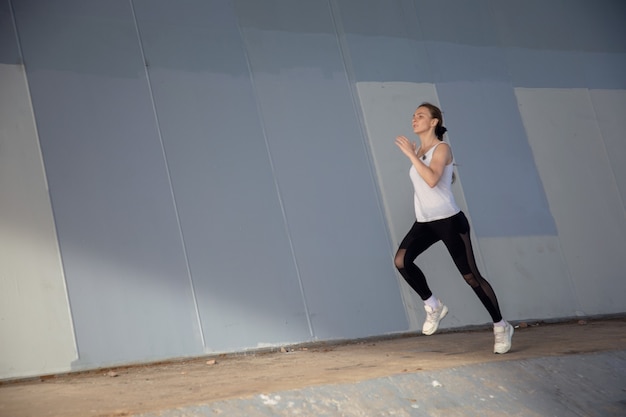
[395,222,448,335]
[434,212,503,322]
[394,222,439,300]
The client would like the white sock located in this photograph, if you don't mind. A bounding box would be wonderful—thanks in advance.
[424,295,440,310]
[493,319,507,328]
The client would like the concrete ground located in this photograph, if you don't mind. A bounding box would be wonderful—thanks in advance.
[1,317,625,417]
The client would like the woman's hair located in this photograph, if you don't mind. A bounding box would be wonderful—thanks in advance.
[419,102,448,140]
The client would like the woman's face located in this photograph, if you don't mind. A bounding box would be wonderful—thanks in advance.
[412,107,437,135]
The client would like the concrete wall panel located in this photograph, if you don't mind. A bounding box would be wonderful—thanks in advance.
[477,236,577,320]
[1,0,625,379]
[12,0,204,367]
[516,88,626,315]
[0,62,77,379]
[436,82,557,238]
[132,0,313,351]
[590,89,626,206]
[236,0,407,339]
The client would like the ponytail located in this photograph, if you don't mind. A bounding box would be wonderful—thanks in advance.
[435,125,448,140]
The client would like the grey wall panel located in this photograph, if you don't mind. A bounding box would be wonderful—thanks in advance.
[235,0,335,34]
[13,0,203,366]
[0,60,78,377]
[14,0,144,76]
[236,0,407,339]
[334,0,433,83]
[341,34,432,83]
[517,88,626,315]
[3,0,626,379]
[505,50,626,90]
[337,1,556,238]
[336,0,419,39]
[590,89,626,236]
[132,0,312,351]
[505,49,587,89]
[494,0,626,89]
[583,53,626,90]
[426,42,508,83]
[413,0,498,46]
[0,0,19,64]
[490,0,626,53]
[436,82,556,237]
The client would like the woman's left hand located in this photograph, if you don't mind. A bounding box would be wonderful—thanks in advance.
[395,135,417,158]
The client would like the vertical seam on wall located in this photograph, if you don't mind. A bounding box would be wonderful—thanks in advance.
[128,0,206,348]
[587,89,626,219]
[327,0,396,266]
[232,4,315,340]
[327,0,410,325]
[8,0,81,361]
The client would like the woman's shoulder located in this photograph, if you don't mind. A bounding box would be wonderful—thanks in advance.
[432,141,453,164]
[433,141,451,153]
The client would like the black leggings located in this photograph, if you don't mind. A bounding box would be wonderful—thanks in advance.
[394,211,502,322]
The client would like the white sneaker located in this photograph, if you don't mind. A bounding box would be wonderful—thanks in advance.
[422,301,448,335]
[493,322,514,354]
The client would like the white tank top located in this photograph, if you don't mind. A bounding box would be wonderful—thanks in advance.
[409,142,460,222]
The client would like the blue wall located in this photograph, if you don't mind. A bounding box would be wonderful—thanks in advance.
[9,0,408,368]
[2,0,625,375]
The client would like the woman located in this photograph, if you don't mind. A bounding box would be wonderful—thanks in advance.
[394,102,513,354]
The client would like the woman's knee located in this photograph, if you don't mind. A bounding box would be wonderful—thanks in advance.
[394,249,406,270]
[462,273,479,288]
